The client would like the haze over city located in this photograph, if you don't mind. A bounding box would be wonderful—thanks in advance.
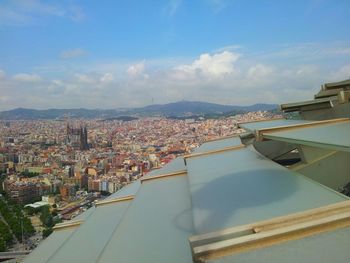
[1,0,350,110]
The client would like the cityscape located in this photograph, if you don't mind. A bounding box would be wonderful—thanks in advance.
[1,0,349,262]
[0,110,279,252]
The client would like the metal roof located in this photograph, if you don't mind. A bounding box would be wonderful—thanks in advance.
[192,136,241,154]
[23,181,140,263]
[145,156,186,177]
[186,145,347,235]
[239,119,311,133]
[97,175,194,263]
[46,201,132,263]
[208,227,350,263]
[324,78,350,89]
[23,113,350,262]
[263,121,350,152]
[280,97,336,112]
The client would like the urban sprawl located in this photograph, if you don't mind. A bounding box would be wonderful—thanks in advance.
[0,111,279,252]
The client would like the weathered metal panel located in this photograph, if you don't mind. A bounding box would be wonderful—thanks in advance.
[208,226,350,263]
[97,175,194,263]
[239,119,311,132]
[23,181,140,263]
[146,156,186,177]
[193,137,242,154]
[294,146,350,191]
[43,201,132,263]
[263,122,350,153]
[186,146,347,235]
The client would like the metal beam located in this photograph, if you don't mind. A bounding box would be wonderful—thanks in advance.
[140,170,187,183]
[183,144,245,164]
[53,219,84,231]
[95,195,134,207]
[189,200,350,262]
[256,118,350,141]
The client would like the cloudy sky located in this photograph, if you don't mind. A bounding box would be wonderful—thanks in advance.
[0,0,350,110]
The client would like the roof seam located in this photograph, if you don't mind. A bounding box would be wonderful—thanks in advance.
[256,118,350,141]
[42,207,96,263]
[141,170,187,183]
[184,144,246,164]
[52,220,84,231]
[94,196,139,263]
[190,201,350,262]
[95,195,134,207]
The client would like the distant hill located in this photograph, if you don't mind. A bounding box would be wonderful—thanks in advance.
[0,108,119,120]
[135,101,235,115]
[0,101,278,120]
[132,101,278,116]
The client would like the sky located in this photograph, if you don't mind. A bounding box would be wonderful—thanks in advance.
[0,0,350,110]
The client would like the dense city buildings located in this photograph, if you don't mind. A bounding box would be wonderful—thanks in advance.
[0,111,279,252]
[1,112,277,202]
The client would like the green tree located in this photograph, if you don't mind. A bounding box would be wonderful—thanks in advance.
[0,237,6,252]
[42,227,53,238]
[40,206,54,227]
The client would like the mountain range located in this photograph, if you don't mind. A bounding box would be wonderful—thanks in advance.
[0,101,278,120]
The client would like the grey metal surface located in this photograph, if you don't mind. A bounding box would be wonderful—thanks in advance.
[294,147,350,191]
[280,97,335,112]
[324,78,350,89]
[186,146,347,235]
[23,228,79,263]
[23,181,141,263]
[263,121,350,152]
[239,119,311,132]
[105,180,141,200]
[43,201,132,263]
[24,197,100,263]
[193,137,242,154]
[209,226,350,263]
[146,156,186,176]
[300,101,350,120]
[97,175,194,263]
[253,140,297,160]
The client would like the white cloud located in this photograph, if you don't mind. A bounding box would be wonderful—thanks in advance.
[0,70,5,79]
[2,42,350,110]
[100,73,114,83]
[214,45,242,53]
[0,0,86,26]
[74,73,96,84]
[0,6,29,26]
[13,73,42,82]
[175,51,240,78]
[258,41,350,61]
[329,64,350,81]
[247,64,274,78]
[163,0,182,17]
[60,48,87,59]
[68,6,86,22]
[127,61,148,78]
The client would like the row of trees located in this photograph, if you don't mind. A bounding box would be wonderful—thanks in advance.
[0,220,12,252]
[20,171,40,178]
[0,199,35,245]
[25,205,58,238]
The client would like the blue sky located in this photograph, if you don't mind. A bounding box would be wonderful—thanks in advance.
[0,0,350,109]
